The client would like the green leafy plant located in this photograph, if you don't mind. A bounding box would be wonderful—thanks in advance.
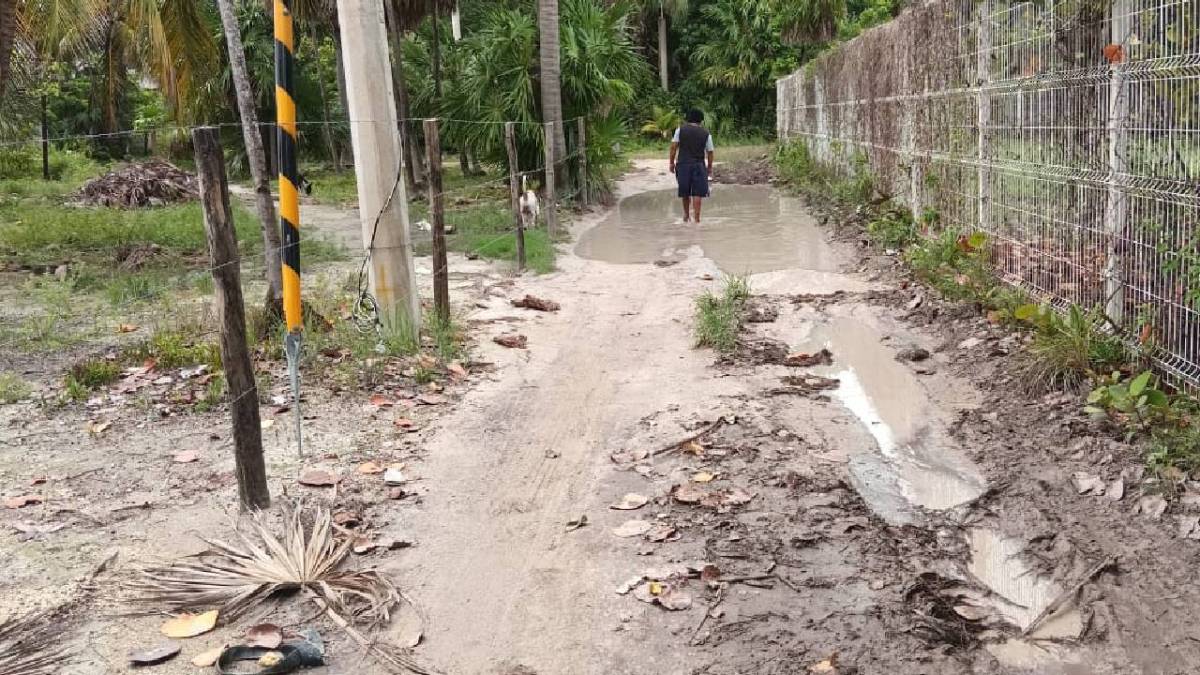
[0,372,32,404]
[641,105,682,140]
[1018,304,1127,392]
[866,206,917,250]
[694,275,750,353]
[1086,370,1170,427]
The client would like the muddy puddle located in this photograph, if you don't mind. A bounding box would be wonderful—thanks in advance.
[575,186,839,274]
[795,313,1085,668]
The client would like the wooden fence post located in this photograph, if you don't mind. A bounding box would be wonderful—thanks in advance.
[424,118,450,323]
[543,120,558,235]
[576,117,588,207]
[192,127,270,512]
[505,122,526,272]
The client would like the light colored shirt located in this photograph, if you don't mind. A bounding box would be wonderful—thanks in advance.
[672,126,715,152]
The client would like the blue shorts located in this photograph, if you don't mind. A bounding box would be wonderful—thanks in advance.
[676,163,709,198]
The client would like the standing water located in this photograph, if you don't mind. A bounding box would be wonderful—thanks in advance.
[576,187,839,274]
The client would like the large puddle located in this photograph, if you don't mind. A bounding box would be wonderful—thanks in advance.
[575,187,839,274]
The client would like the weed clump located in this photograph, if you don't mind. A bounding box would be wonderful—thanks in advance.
[695,276,751,353]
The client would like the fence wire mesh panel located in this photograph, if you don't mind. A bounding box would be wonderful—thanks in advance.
[777,0,1200,386]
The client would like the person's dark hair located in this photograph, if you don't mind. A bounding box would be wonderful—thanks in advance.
[685,108,704,124]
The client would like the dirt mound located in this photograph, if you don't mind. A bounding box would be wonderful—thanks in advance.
[75,160,198,208]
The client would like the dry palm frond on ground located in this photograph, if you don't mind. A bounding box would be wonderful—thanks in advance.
[0,609,73,675]
[131,504,432,674]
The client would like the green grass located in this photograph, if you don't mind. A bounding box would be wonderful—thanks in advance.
[0,372,32,403]
[694,275,750,353]
[411,202,557,274]
[1020,304,1127,393]
[0,148,105,199]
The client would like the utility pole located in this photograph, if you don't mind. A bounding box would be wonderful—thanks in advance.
[336,0,420,333]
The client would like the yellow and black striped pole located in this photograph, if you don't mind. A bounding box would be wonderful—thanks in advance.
[275,0,304,454]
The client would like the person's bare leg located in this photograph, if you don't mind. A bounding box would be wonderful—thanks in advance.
[681,197,691,222]
[692,197,703,223]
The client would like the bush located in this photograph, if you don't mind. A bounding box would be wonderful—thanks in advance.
[866,207,917,250]
[1019,304,1127,392]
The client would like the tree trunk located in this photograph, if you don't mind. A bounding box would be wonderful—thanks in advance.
[333,32,354,164]
[537,0,567,166]
[658,8,669,91]
[311,27,341,172]
[0,0,16,97]
[431,8,442,104]
[216,0,284,309]
[384,4,423,192]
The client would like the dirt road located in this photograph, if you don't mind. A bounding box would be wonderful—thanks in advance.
[5,160,1200,674]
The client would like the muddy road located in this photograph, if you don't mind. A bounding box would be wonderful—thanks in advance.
[4,159,1200,674]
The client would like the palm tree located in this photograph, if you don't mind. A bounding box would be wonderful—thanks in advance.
[537,0,566,164]
[0,1,16,96]
[779,0,845,43]
[216,0,283,310]
[646,0,688,91]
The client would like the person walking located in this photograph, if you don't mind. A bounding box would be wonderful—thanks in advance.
[668,108,715,223]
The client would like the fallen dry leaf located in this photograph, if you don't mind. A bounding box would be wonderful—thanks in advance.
[565,514,589,531]
[417,394,445,406]
[783,349,833,367]
[245,623,283,649]
[673,483,709,504]
[388,487,407,500]
[493,334,528,349]
[353,537,380,554]
[609,493,650,511]
[692,471,716,483]
[511,295,560,312]
[88,420,112,434]
[129,642,181,666]
[1103,43,1125,64]
[297,469,339,487]
[4,495,42,509]
[116,323,140,333]
[612,519,653,538]
[809,653,839,673]
[191,645,225,667]
[369,394,394,408]
[394,417,416,430]
[682,441,705,455]
[447,362,468,378]
[1072,471,1105,495]
[358,461,385,475]
[160,610,218,639]
[616,576,643,595]
[722,487,753,506]
[172,450,199,464]
[656,585,693,611]
[333,511,361,528]
[645,524,677,542]
[12,521,66,535]
[700,564,721,582]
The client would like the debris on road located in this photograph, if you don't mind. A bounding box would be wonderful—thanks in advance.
[298,469,340,487]
[612,520,653,538]
[783,349,834,367]
[159,610,218,638]
[565,515,589,532]
[75,160,198,208]
[609,493,650,510]
[511,295,561,312]
[494,334,528,349]
[128,641,182,666]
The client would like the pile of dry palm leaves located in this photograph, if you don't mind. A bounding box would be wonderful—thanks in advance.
[130,504,432,674]
[0,608,73,675]
[74,160,198,207]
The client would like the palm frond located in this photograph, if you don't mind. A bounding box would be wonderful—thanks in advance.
[130,503,431,675]
[0,609,73,675]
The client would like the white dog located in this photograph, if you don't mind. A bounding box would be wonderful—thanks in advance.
[518,176,540,230]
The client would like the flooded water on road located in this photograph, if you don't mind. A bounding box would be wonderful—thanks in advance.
[575,187,839,274]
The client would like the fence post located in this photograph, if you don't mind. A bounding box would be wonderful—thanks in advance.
[576,117,588,207]
[424,118,450,324]
[976,0,992,235]
[505,122,526,272]
[192,127,270,512]
[40,95,49,180]
[1104,0,1132,325]
[543,120,559,235]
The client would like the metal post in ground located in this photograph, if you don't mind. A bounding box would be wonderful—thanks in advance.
[543,121,558,235]
[192,127,270,512]
[425,118,450,323]
[505,122,526,272]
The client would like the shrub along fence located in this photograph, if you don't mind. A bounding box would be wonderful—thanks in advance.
[777,0,1200,387]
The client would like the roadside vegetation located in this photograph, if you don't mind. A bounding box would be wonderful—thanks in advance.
[774,138,1200,487]
[694,275,751,353]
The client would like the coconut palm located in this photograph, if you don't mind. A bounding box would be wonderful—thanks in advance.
[216,0,283,310]
[538,0,566,164]
[645,0,689,91]
[778,0,846,43]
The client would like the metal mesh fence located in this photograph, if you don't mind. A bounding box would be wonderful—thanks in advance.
[777,0,1200,386]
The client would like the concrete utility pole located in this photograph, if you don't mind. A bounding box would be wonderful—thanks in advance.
[336,0,420,332]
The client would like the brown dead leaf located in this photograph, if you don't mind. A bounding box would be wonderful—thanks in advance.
[353,537,380,554]
[369,394,394,408]
[4,495,42,509]
[333,511,361,528]
[191,645,225,667]
[645,524,678,542]
[783,349,833,367]
[493,334,528,349]
[244,623,283,649]
[129,642,181,665]
[417,394,446,405]
[388,487,407,500]
[88,420,112,434]
[692,471,716,483]
[358,461,385,475]
[172,450,199,464]
[656,585,693,611]
[394,417,416,430]
[1103,43,1125,63]
[683,441,705,455]
[700,564,721,582]
[609,493,650,510]
[722,487,754,506]
[447,362,469,378]
[116,323,140,333]
[160,610,218,638]
[12,521,66,534]
[511,295,560,312]
[673,483,709,504]
[297,469,339,487]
